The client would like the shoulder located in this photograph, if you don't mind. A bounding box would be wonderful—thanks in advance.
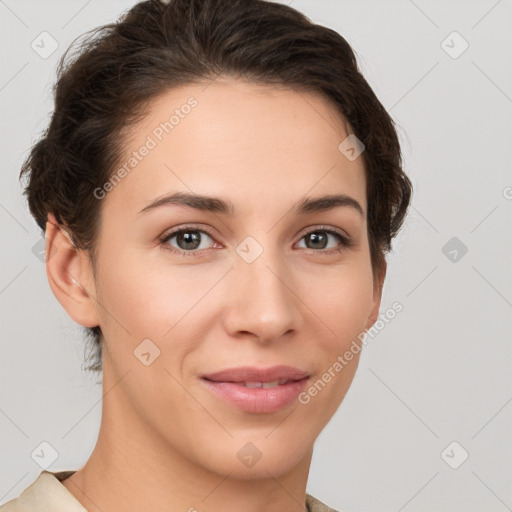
[1,474,339,512]
[0,470,85,512]
[0,499,18,512]
[306,492,341,512]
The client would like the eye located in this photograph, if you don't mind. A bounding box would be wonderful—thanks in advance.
[159,224,353,257]
[296,226,353,254]
[159,226,216,257]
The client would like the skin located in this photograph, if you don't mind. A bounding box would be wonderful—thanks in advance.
[46,77,386,512]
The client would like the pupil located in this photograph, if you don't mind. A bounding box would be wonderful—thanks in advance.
[308,232,327,249]
[178,231,200,250]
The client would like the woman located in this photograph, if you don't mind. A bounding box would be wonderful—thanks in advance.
[1,0,412,510]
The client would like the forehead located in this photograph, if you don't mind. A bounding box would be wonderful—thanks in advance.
[104,77,367,216]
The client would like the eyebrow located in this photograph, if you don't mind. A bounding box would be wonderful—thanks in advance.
[138,191,364,217]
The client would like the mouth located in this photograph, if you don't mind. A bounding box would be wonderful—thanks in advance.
[202,377,306,388]
[200,366,310,413]
[201,364,310,384]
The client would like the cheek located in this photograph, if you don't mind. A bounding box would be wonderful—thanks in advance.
[95,251,221,348]
[299,269,373,422]
[93,250,169,344]
[308,264,375,339]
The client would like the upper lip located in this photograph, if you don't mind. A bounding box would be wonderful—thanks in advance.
[202,365,310,383]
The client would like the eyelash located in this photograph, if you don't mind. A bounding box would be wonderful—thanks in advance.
[158,225,353,257]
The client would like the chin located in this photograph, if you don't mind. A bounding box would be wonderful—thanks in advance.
[201,435,311,480]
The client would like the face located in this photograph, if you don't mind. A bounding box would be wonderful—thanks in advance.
[62,77,384,480]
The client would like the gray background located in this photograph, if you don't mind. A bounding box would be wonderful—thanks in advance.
[1,1,511,511]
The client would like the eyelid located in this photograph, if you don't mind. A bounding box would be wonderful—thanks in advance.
[299,224,351,241]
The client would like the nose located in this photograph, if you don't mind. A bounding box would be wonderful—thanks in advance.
[222,243,303,344]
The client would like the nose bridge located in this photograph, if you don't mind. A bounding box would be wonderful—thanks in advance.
[226,234,300,341]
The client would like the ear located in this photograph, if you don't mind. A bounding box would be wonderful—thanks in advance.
[365,259,387,330]
[45,213,100,328]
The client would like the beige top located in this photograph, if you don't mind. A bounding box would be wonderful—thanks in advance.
[0,470,340,512]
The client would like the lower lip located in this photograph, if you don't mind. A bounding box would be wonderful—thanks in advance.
[201,377,309,413]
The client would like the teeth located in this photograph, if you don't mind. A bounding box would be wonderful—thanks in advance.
[242,379,289,388]
[262,380,281,388]
[244,381,263,388]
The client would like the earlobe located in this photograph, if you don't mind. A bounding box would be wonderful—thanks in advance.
[45,213,100,328]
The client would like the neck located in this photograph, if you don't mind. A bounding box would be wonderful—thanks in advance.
[61,365,313,512]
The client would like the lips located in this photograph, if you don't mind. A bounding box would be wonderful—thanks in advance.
[200,365,310,412]
[201,365,310,385]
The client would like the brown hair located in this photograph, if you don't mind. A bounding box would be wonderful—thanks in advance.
[20,0,412,374]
